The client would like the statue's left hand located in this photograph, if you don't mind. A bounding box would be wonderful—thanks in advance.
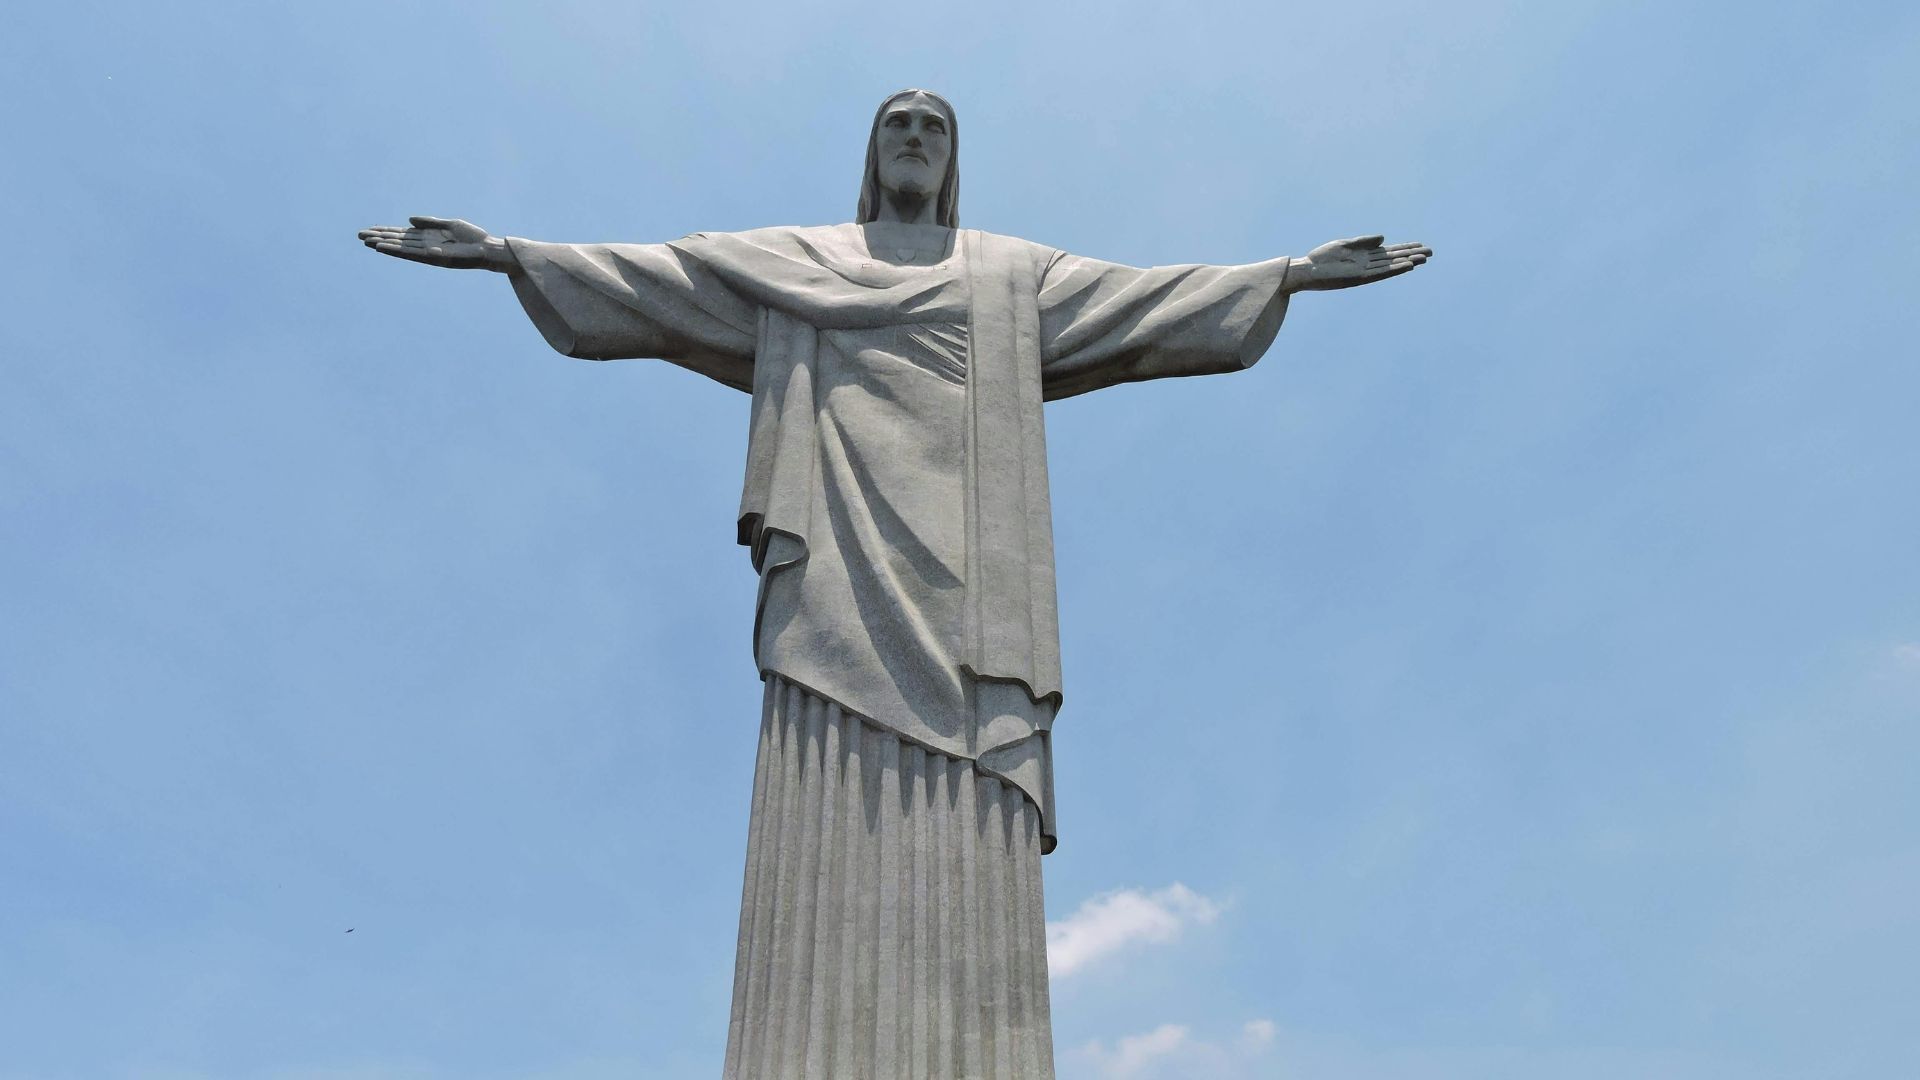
[1292,235,1432,291]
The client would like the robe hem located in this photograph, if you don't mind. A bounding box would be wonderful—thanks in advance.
[755,666,1059,854]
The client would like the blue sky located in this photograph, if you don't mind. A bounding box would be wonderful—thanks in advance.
[4,2,1917,1077]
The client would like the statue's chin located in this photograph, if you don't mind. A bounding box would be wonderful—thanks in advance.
[880,166,937,202]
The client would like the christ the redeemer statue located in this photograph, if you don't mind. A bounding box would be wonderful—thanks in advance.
[359,88,1429,1080]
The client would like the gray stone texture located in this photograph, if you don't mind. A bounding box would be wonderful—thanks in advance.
[357,87,1429,1080]
[729,677,1052,1078]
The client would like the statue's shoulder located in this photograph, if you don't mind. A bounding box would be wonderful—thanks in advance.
[680,223,849,250]
[959,228,1050,251]
[958,228,1062,277]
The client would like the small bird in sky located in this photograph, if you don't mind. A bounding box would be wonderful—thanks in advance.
[345,928,354,933]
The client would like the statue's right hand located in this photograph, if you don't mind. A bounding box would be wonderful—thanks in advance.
[357,216,512,271]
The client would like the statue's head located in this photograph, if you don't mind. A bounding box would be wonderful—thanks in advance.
[857,89,959,227]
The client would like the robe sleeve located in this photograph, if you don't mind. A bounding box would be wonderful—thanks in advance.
[504,236,761,393]
[1037,249,1298,401]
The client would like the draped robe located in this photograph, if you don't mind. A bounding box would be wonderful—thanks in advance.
[505,222,1296,853]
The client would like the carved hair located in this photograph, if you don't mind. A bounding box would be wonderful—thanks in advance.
[856,89,960,228]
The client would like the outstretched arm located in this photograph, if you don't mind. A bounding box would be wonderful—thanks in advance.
[358,216,520,273]
[354,217,759,391]
[1037,234,1433,399]
[1287,235,1432,291]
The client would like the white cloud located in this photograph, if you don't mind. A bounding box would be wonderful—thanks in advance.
[1046,883,1222,978]
[1089,1024,1192,1078]
[1076,1019,1278,1080]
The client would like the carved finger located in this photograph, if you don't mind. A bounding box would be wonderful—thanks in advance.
[409,215,453,228]
[1349,234,1385,249]
[387,244,457,265]
[1382,242,1429,255]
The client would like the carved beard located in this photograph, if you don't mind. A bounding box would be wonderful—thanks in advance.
[884,165,937,200]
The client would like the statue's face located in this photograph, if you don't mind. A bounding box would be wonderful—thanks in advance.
[873,93,952,205]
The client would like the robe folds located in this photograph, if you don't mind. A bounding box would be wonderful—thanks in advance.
[506,223,1295,852]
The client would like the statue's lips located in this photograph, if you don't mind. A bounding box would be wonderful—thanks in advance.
[895,152,929,164]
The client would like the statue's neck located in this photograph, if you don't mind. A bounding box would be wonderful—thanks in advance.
[875,188,940,227]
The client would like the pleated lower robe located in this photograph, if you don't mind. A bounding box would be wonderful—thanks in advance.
[724,677,1054,1080]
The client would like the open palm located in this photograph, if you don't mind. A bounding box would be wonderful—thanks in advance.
[1298,235,1432,290]
[357,216,499,270]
